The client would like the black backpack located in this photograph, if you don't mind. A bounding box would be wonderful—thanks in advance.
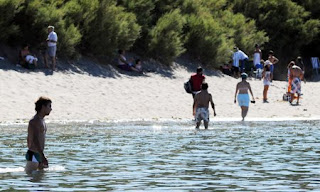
[184,79,193,94]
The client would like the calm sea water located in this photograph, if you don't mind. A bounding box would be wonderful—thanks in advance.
[0,120,319,191]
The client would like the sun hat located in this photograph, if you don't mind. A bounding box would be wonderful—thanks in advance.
[292,65,301,70]
[241,73,248,78]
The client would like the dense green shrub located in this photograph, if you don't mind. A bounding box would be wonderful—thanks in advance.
[0,0,24,43]
[185,13,231,66]
[84,0,140,56]
[229,0,320,60]
[0,0,319,67]
[148,9,186,64]
[219,12,269,57]
[62,0,99,31]
[11,0,81,57]
[117,0,156,53]
[56,22,82,58]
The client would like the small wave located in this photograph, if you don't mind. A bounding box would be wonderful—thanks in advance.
[1,117,320,127]
[0,165,65,173]
[46,165,65,171]
[0,167,25,173]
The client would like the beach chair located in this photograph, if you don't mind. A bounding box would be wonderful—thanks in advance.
[311,57,319,75]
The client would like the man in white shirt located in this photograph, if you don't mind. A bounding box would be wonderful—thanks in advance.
[45,26,58,70]
[232,47,248,78]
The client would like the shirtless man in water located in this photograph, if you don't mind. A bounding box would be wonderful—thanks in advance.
[193,83,216,129]
[25,97,52,173]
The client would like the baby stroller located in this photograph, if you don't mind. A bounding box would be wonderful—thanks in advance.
[253,63,263,80]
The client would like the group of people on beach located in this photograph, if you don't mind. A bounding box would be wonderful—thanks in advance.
[24,41,307,173]
[231,44,279,80]
[189,43,306,128]
[19,26,57,70]
[18,25,145,74]
[188,67,254,126]
[232,44,305,105]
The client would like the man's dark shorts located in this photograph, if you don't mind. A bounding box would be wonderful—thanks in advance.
[25,150,42,163]
[118,64,132,71]
[232,66,240,73]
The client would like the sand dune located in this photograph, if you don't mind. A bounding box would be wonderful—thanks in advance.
[0,58,319,123]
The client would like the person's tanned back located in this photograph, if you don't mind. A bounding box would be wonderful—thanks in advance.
[194,91,212,109]
[193,83,216,129]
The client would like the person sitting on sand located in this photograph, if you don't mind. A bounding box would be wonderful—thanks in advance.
[134,59,143,73]
[25,97,52,173]
[193,82,216,129]
[221,63,232,76]
[234,73,255,121]
[19,44,38,69]
[117,49,140,72]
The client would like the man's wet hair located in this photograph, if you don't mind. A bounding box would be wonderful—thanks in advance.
[136,59,141,64]
[35,97,52,113]
[197,67,203,73]
[201,82,208,90]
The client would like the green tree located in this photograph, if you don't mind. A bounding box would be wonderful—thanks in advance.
[62,0,99,31]
[84,0,140,56]
[294,0,320,18]
[219,12,269,57]
[18,0,81,57]
[0,0,24,43]
[229,0,320,79]
[229,0,320,59]
[148,9,186,64]
[185,13,231,66]
[117,0,156,53]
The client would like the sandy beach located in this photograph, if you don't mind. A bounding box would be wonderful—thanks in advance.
[0,58,319,124]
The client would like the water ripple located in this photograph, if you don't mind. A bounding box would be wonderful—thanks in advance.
[0,120,319,191]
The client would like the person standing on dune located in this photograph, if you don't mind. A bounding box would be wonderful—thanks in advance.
[45,26,58,70]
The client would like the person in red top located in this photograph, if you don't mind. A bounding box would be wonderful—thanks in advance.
[190,67,205,98]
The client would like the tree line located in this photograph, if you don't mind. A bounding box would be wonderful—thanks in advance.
[1,0,319,75]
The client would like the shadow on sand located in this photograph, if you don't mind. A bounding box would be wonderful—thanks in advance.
[0,43,224,79]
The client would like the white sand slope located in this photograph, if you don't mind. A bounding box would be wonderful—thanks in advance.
[0,61,319,123]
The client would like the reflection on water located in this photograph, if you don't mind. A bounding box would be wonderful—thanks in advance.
[0,120,320,191]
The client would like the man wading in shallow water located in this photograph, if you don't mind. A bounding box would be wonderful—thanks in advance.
[25,97,52,173]
[193,83,217,129]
